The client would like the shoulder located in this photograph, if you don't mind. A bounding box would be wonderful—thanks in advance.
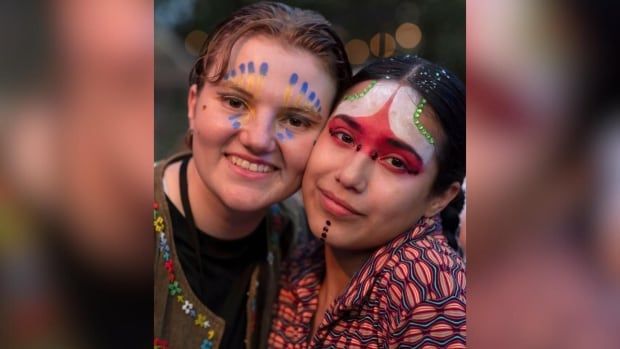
[280,238,323,285]
[154,152,191,205]
[155,152,191,186]
[376,232,466,306]
[373,233,466,345]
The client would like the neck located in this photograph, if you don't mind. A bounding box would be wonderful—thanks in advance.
[187,158,266,240]
[321,244,373,306]
[312,244,372,336]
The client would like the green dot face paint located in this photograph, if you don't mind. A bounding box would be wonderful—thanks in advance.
[332,80,436,167]
[343,80,377,102]
[413,98,434,145]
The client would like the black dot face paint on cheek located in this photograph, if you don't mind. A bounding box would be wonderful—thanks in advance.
[356,144,362,152]
[202,105,206,110]
[371,151,378,161]
[320,220,331,241]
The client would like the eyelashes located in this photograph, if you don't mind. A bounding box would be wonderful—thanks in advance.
[327,127,419,175]
[328,128,355,145]
[219,94,248,111]
[280,113,314,130]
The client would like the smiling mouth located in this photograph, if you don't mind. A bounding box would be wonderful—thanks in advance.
[227,155,276,173]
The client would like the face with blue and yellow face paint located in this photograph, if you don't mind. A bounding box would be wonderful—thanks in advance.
[188,34,336,213]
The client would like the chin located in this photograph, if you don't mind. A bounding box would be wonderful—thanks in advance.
[219,187,273,212]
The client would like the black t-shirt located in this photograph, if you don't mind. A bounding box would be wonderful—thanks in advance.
[167,196,267,349]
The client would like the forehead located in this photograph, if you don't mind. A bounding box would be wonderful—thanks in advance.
[215,35,335,113]
[332,80,435,163]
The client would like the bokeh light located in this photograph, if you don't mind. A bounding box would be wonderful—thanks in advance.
[345,39,370,65]
[370,32,396,58]
[395,22,422,49]
[184,30,207,56]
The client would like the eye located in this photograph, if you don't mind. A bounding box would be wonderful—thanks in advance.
[285,115,311,129]
[382,156,418,174]
[222,96,247,110]
[329,128,355,145]
[387,157,405,168]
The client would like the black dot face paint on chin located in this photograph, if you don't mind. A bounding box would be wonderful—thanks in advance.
[320,219,331,241]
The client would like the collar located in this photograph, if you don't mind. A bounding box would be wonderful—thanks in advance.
[332,215,440,314]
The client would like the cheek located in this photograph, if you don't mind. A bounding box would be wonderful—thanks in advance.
[367,182,426,231]
[194,108,238,144]
[307,132,343,172]
[279,134,316,175]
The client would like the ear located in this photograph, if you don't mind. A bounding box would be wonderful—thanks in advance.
[187,84,199,128]
[424,182,461,217]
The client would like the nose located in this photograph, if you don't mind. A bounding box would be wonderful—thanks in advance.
[335,152,372,193]
[238,109,277,154]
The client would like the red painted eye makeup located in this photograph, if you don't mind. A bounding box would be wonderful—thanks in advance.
[326,115,424,175]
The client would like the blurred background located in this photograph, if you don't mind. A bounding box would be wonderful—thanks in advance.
[1,0,618,348]
[1,1,153,348]
[155,0,465,159]
[467,0,620,347]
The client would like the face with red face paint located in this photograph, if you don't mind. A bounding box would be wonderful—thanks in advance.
[302,80,449,250]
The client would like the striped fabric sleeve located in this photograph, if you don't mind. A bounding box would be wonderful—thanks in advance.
[382,296,466,348]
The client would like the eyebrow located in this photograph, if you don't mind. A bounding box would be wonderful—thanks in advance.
[333,114,363,132]
[219,81,254,100]
[287,106,322,120]
[386,138,423,163]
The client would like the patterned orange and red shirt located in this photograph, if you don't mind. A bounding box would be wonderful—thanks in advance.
[268,216,466,348]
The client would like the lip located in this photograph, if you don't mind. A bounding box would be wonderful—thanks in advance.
[317,188,363,217]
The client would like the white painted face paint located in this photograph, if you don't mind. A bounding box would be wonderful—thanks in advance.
[389,86,435,164]
[333,80,435,164]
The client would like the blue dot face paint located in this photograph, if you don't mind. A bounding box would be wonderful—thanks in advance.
[282,74,324,116]
[285,128,294,139]
[228,113,243,129]
[214,45,333,141]
[276,128,295,142]
[289,73,299,85]
[188,35,336,219]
